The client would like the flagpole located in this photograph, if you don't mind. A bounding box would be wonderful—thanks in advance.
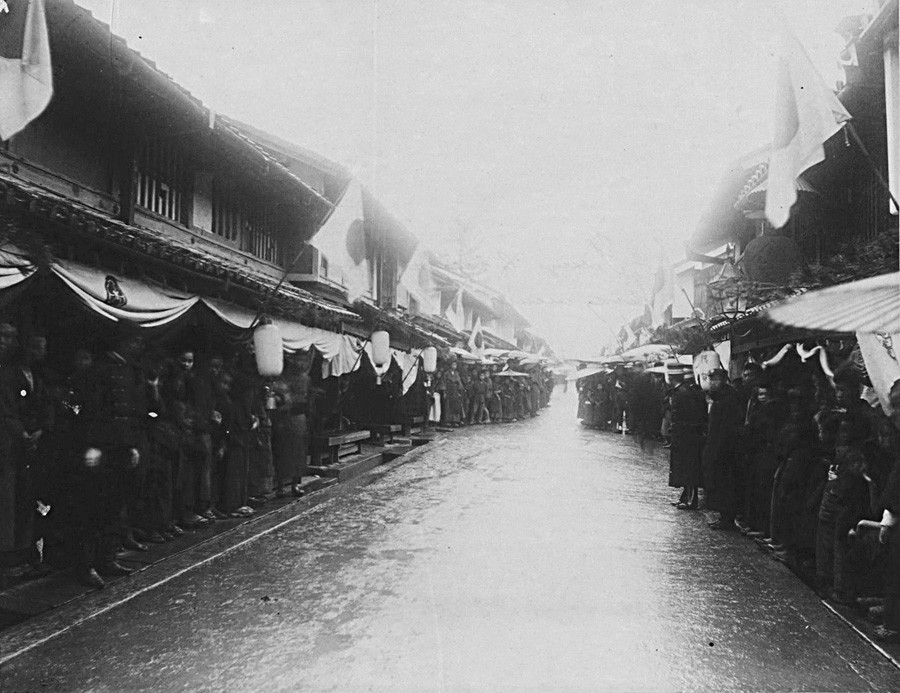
[845,121,900,212]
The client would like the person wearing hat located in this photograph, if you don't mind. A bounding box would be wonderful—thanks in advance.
[76,325,151,582]
[702,368,743,530]
[668,368,706,510]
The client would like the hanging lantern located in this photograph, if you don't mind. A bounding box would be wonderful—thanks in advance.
[693,350,721,392]
[371,330,391,367]
[253,317,283,377]
[422,346,438,374]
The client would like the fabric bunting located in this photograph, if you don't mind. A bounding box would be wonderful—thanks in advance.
[52,259,200,327]
[0,252,368,379]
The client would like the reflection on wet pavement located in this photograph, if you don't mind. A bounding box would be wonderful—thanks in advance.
[2,389,899,691]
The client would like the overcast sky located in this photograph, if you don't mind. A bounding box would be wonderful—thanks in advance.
[74,0,876,357]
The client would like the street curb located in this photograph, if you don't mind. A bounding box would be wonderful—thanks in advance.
[820,600,900,670]
[0,434,446,667]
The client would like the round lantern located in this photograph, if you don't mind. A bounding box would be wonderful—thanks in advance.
[371,330,391,367]
[693,350,721,392]
[253,317,283,378]
[422,346,438,374]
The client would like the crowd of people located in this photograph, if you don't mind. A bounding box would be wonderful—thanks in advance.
[432,361,552,426]
[0,319,553,594]
[577,352,900,644]
[0,322,315,590]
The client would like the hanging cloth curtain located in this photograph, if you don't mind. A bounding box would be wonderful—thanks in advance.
[203,297,361,378]
[50,259,199,327]
[392,347,420,395]
[0,243,37,290]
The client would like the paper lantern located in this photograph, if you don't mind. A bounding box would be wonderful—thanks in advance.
[693,350,721,392]
[422,346,438,373]
[253,317,283,377]
[371,330,391,367]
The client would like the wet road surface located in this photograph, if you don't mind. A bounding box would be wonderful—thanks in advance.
[2,389,899,691]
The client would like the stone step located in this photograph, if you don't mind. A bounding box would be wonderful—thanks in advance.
[306,450,385,482]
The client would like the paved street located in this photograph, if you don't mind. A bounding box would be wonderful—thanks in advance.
[1,389,899,692]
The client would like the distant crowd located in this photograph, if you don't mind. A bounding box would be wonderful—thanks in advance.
[432,361,552,426]
[576,356,900,644]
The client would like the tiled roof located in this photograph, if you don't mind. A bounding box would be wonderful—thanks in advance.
[0,171,358,322]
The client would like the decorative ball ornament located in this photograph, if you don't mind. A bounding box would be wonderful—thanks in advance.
[371,330,391,367]
[253,317,284,377]
[742,235,804,285]
[422,346,438,374]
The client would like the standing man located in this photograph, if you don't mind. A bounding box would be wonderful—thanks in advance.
[668,369,706,509]
[79,326,150,577]
[10,334,55,573]
[0,323,21,568]
[702,369,743,531]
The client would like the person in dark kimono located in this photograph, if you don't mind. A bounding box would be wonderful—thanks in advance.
[611,365,630,432]
[5,334,55,573]
[468,370,490,424]
[743,379,786,535]
[629,362,662,451]
[440,361,464,426]
[702,369,743,531]
[668,372,706,510]
[0,323,20,564]
[78,327,150,577]
[815,416,873,603]
[487,368,501,422]
[271,353,310,498]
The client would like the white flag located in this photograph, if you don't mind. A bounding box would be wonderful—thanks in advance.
[444,289,464,332]
[765,27,851,229]
[311,179,369,302]
[0,0,53,141]
[468,316,484,359]
[399,244,437,316]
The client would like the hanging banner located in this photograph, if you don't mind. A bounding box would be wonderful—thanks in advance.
[51,259,199,327]
[857,331,900,415]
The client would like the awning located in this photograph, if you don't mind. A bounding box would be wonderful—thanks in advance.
[566,366,609,381]
[449,346,481,362]
[767,272,900,334]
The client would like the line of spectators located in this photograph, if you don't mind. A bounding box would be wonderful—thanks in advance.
[577,352,900,644]
[432,361,552,426]
[0,323,313,590]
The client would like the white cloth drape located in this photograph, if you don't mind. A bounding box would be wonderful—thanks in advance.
[0,254,368,380]
[51,259,199,327]
[857,331,900,415]
[0,244,36,290]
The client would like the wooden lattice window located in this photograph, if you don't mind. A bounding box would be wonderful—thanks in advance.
[135,138,191,224]
[212,181,283,265]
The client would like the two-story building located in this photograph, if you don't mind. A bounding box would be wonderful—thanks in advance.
[659,3,897,369]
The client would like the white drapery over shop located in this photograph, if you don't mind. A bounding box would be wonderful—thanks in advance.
[0,252,367,379]
[204,298,362,379]
[52,259,200,327]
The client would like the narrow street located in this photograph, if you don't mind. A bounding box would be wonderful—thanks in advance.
[1,389,898,692]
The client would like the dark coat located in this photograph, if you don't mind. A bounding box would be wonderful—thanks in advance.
[80,351,148,454]
[440,370,464,423]
[668,381,707,488]
[701,384,742,513]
